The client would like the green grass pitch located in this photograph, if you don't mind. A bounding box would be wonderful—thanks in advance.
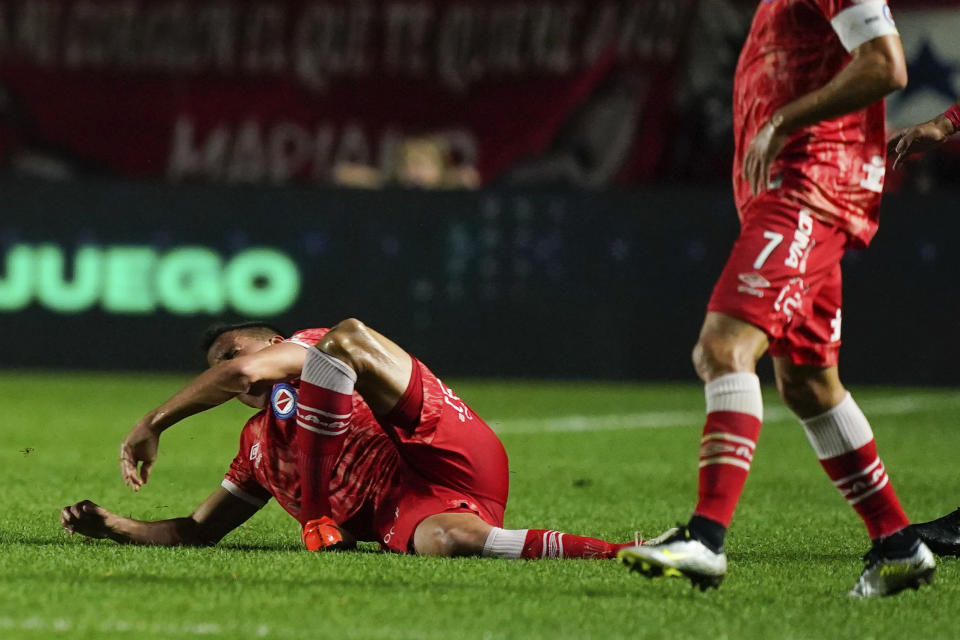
[1,372,958,639]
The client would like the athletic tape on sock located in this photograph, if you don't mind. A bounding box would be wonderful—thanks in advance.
[704,373,763,420]
[301,348,356,393]
[481,527,527,559]
[801,393,874,459]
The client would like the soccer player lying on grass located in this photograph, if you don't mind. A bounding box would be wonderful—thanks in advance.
[61,320,635,559]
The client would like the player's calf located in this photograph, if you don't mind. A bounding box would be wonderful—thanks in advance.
[773,362,846,420]
[413,513,634,559]
[413,513,492,556]
[495,528,635,560]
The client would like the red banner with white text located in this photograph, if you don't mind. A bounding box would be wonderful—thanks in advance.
[0,0,699,186]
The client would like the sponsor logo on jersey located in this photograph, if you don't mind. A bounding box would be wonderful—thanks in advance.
[271,383,298,420]
[860,155,885,193]
[773,277,806,320]
[440,381,473,423]
[249,442,263,469]
[784,209,814,272]
[830,309,843,342]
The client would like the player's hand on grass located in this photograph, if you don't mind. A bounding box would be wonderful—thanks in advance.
[888,116,955,170]
[120,422,159,491]
[301,516,354,552]
[744,116,790,196]
[61,500,113,539]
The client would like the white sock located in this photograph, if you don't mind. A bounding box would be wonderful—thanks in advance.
[801,392,873,459]
[481,527,528,559]
[705,372,763,420]
[301,348,356,393]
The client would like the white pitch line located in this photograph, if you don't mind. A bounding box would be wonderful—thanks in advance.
[0,616,277,637]
[488,392,959,434]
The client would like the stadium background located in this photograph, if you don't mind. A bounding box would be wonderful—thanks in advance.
[1,0,959,384]
[2,2,960,639]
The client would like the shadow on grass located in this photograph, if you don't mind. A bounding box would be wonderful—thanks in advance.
[3,534,392,555]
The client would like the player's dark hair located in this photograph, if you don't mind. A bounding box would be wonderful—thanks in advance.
[200,321,287,354]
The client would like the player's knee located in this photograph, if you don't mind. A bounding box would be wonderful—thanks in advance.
[692,333,747,382]
[318,318,377,374]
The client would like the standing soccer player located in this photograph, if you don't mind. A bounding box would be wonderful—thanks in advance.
[619,0,936,597]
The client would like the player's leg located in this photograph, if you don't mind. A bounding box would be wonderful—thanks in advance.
[619,311,767,588]
[621,204,786,587]
[412,512,634,559]
[775,359,912,538]
[688,311,769,544]
[771,265,933,596]
[296,318,412,524]
[621,199,840,588]
[774,357,934,596]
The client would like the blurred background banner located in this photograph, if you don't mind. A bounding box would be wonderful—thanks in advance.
[0,0,696,186]
[1,1,958,187]
[2,180,958,383]
[1,1,959,382]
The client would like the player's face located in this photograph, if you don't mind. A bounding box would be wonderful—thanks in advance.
[206,330,278,409]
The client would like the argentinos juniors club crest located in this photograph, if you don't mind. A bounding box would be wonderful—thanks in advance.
[271,383,298,420]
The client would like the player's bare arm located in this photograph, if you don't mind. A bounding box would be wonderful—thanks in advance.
[121,331,307,491]
[889,98,960,169]
[60,487,260,546]
[745,34,907,194]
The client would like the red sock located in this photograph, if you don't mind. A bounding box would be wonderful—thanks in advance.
[693,373,764,529]
[819,440,909,539]
[802,393,909,540]
[296,349,356,524]
[520,530,634,559]
[694,410,762,527]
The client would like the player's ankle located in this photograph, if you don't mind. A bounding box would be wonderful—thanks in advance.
[874,527,920,558]
[687,515,726,553]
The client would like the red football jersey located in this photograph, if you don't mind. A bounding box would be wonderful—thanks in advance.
[732,0,899,247]
[221,329,400,538]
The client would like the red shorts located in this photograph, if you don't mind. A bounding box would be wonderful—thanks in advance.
[707,194,848,367]
[372,359,509,553]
